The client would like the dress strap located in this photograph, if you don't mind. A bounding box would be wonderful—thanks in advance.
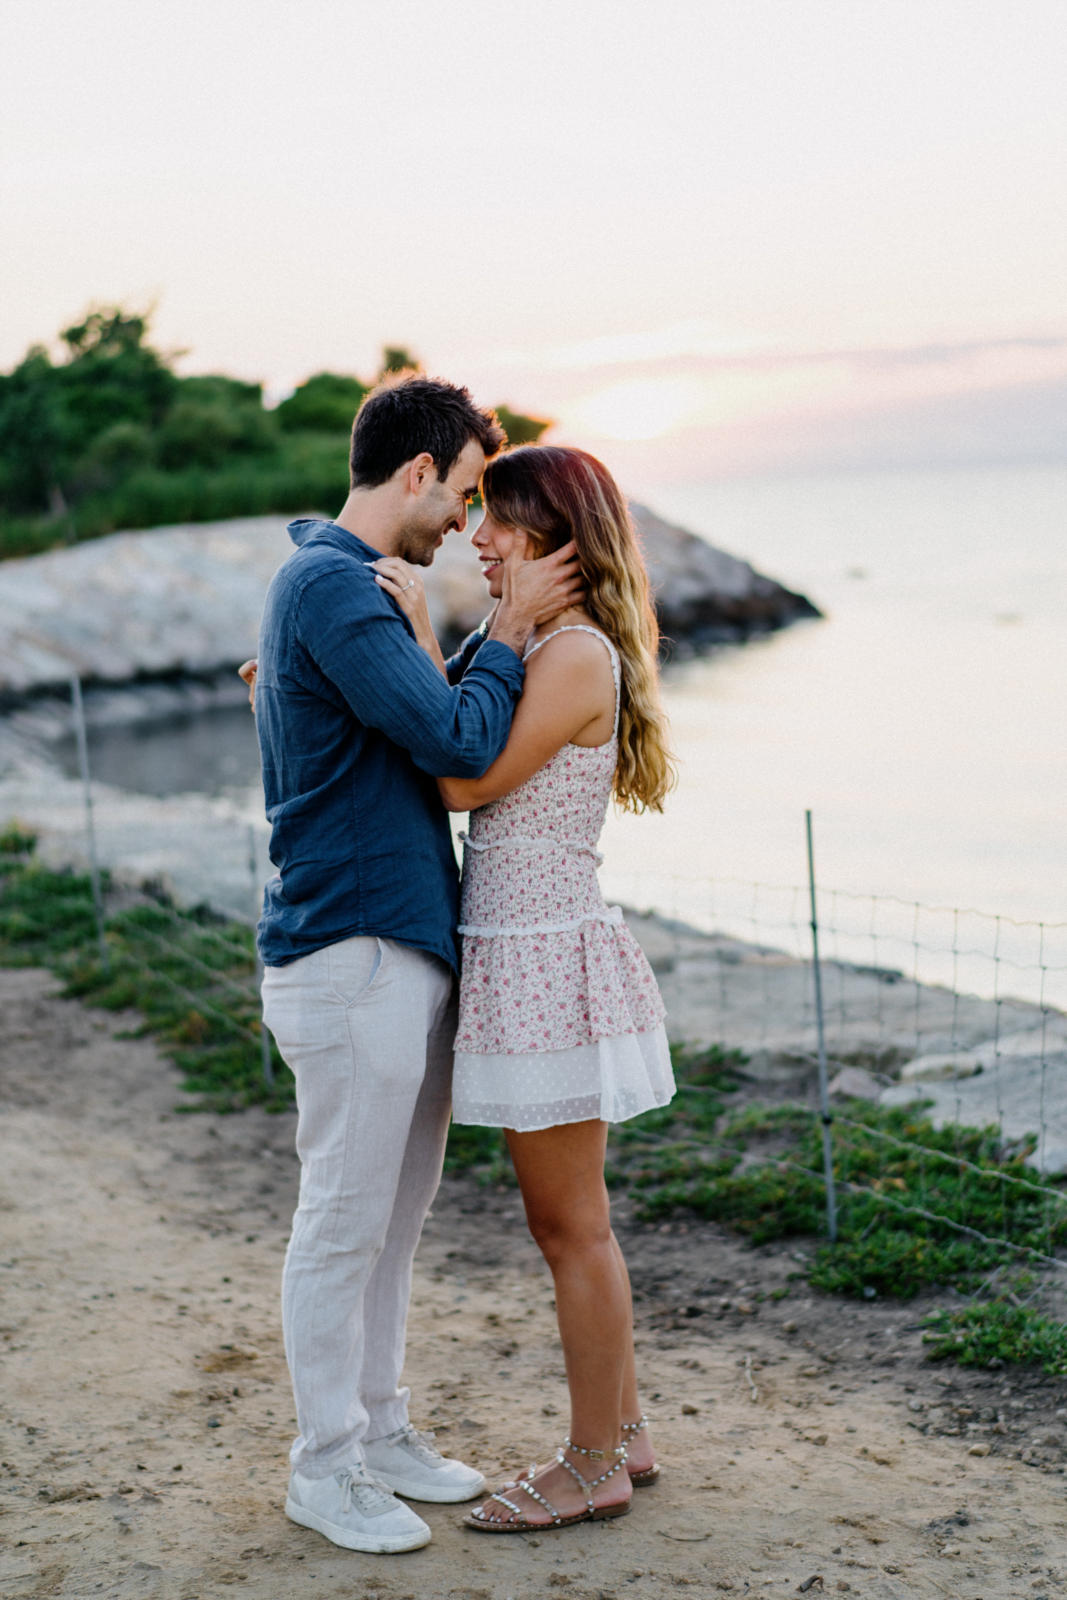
[523,625,621,738]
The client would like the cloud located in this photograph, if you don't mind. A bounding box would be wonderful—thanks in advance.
[504,328,1067,382]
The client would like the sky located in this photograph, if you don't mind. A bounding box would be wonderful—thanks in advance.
[2,0,1065,489]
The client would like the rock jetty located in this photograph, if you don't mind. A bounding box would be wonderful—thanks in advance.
[0,507,817,702]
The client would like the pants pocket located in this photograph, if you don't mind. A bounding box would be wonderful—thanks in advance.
[325,936,387,1006]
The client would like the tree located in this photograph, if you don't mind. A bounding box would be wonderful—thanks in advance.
[55,307,178,460]
[0,305,556,554]
[156,377,277,469]
[0,347,69,512]
[380,345,419,377]
[495,403,552,447]
[275,372,369,433]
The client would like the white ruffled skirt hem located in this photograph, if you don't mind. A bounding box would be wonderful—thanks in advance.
[451,1023,675,1132]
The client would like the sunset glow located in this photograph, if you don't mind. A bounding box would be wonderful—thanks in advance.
[0,0,1063,487]
[564,378,703,441]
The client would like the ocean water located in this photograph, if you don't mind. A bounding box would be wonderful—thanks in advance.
[597,463,1067,1007]
[65,463,1066,1005]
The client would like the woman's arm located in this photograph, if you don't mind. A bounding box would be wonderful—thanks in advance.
[370,557,447,676]
[437,629,615,811]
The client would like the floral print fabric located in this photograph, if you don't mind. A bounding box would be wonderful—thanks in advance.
[452,626,675,1130]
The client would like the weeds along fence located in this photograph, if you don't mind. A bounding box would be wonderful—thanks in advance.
[599,837,1067,1301]
[2,676,1065,1311]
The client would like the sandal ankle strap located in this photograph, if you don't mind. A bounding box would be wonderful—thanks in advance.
[556,1440,628,1507]
[620,1414,649,1437]
[563,1435,628,1463]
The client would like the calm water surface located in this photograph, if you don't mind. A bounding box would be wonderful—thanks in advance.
[72,463,1067,1003]
[599,464,1067,1003]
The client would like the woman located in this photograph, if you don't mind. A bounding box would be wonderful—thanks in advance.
[374,444,676,1532]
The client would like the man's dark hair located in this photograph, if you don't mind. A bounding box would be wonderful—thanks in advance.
[349,374,506,488]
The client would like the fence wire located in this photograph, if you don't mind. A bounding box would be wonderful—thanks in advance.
[2,676,1064,1298]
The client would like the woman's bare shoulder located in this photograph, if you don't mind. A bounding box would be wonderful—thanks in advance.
[522,627,617,722]
[526,624,617,671]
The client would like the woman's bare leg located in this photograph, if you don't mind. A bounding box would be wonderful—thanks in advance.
[509,1120,628,1450]
[468,1119,632,1525]
[610,1233,656,1477]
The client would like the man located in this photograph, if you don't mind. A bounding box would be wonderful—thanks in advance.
[252,375,580,1554]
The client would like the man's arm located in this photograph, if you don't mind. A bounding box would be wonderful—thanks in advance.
[445,619,491,685]
[297,568,523,778]
[296,539,584,776]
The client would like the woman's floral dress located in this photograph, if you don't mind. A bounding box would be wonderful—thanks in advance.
[452,626,675,1131]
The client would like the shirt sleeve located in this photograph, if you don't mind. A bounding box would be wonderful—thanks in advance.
[445,621,491,685]
[296,566,524,777]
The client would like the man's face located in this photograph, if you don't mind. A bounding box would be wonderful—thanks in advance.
[398,439,486,566]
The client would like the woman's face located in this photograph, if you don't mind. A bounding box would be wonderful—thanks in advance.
[470,511,534,599]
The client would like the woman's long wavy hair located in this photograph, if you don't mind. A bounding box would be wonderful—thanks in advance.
[482,445,675,813]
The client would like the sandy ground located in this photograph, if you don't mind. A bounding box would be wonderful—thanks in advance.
[2,967,1065,1600]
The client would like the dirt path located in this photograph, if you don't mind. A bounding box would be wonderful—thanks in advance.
[1,968,1064,1600]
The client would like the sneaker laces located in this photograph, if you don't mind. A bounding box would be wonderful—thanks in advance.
[385,1423,445,1466]
[335,1465,399,1516]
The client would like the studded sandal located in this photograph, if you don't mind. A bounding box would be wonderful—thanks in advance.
[621,1414,660,1487]
[462,1438,631,1533]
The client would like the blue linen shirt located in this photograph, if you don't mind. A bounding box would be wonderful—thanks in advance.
[255,517,524,970]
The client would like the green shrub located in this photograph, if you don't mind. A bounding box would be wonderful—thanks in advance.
[3,841,1064,1372]
[923,1301,1067,1376]
[276,372,368,433]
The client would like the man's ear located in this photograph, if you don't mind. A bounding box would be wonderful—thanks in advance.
[404,452,436,497]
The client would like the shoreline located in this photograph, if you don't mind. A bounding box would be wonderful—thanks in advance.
[0,507,817,707]
[3,772,1064,1170]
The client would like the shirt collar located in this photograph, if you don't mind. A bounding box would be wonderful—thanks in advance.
[287,517,384,563]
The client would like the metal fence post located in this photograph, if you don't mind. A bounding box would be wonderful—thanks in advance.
[70,674,109,969]
[248,825,274,1087]
[805,809,838,1242]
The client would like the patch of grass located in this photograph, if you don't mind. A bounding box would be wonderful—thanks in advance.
[443,1122,510,1182]
[607,1062,1067,1369]
[0,822,37,856]
[0,855,102,962]
[923,1301,1067,1376]
[0,848,290,1111]
[623,1094,1065,1297]
[614,1090,1065,1299]
[0,429,350,558]
[5,842,1065,1374]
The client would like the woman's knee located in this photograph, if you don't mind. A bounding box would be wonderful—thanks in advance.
[525,1204,612,1265]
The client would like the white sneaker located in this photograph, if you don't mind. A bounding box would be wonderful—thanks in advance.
[363,1424,486,1504]
[285,1463,431,1552]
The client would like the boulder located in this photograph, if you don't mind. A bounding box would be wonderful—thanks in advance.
[424,502,818,653]
[0,507,819,704]
[827,1066,885,1101]
[631,503,819,649]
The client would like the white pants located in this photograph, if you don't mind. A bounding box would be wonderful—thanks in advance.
[262,936,455,1478]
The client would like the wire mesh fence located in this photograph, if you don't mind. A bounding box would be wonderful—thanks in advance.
[599,850,1067,1304]
[2,674,1064,1302]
